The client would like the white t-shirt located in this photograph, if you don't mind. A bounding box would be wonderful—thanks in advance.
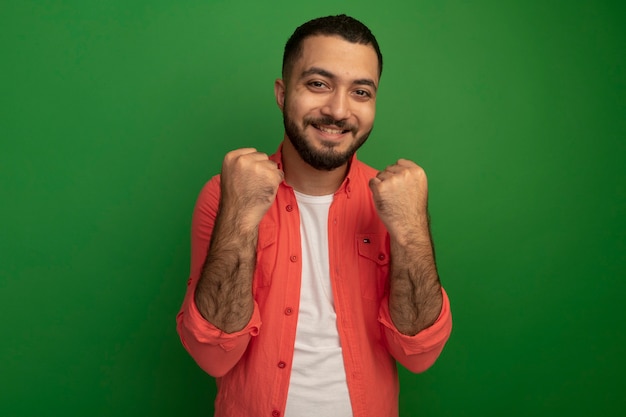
[284,191,353,417]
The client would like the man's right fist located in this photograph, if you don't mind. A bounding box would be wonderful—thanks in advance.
[219,148,284,230]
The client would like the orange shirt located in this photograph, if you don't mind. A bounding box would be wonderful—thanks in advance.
[176,146,452,417]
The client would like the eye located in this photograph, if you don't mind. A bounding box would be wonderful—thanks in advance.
[308,80,327,89]
[354,89,372,99]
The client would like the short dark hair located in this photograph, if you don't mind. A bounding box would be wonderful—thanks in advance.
[282,14,383,81]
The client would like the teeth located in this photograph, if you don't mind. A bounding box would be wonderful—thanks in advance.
[318,126,344,134]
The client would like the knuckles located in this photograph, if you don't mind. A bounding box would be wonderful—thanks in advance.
[221,148,281,203]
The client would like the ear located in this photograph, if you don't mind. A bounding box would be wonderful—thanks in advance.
[274,78,285,110]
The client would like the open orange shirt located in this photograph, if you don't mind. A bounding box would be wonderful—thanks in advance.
[177,146,452,417]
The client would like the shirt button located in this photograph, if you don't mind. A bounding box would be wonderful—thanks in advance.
[284,307,293,315]
[285,205,293,212]
[290,255,298,262]
[277,361,286,368]
[272,411,280,417]
[378,253,386,261]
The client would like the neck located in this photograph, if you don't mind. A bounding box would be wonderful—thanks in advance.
[281,137,349,196]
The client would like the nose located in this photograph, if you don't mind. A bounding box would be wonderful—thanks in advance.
[321,91,351,121]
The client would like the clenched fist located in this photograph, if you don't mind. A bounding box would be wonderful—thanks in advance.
[369,159,430,244]
[219,148,284,231]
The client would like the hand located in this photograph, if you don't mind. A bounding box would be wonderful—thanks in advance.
[369,159,429,243]
[219,148,284,231]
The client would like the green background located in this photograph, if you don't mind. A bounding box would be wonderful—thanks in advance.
[2,0,624,416]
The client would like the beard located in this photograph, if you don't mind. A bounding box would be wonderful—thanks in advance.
[283,110,372,171]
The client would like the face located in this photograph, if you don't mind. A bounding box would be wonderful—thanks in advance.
[275,35,379,171]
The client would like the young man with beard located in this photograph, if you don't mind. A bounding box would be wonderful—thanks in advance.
[177,14,452,417]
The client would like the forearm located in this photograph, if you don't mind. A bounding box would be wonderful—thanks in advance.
[194,206,257,333]
[388,217,443,336]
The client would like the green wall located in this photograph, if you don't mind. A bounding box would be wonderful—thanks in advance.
[2,1,624,416]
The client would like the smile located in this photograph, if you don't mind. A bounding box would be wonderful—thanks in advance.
[312,124,350,135]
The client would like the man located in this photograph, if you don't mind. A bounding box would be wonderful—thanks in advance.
[177,14,452,417]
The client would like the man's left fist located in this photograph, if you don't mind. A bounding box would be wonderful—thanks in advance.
[369,159,430,242]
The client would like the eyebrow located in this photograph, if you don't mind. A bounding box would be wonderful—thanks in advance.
[300,66,378,91]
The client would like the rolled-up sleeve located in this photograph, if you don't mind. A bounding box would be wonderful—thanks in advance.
[378,287,452,373]
[176,293,261,377]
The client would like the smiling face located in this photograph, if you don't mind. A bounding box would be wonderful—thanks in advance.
[275,35,380,171]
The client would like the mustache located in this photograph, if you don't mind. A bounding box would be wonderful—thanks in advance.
[304,116,357,134]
